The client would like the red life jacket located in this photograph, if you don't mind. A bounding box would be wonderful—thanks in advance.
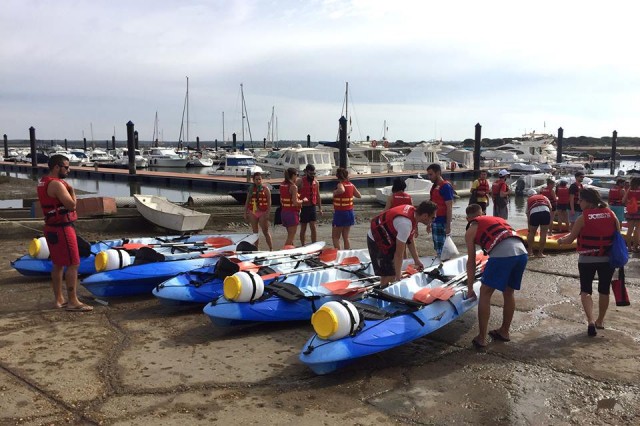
[299,177,318,205]
[390,191,412,208]
[280,181,300,212]
[491,180,507,198]
[476,178,490,196]
[429,179,451,218]
[540,186,556,203]
[577,208,617,256]
[527,194,551,212]
[36,176,78,226]
[333,181,355,211]
[249,185,269,212]
[608,186,623,206]
[370,204,417,254]
[471,216,521,254]
[556,187,570,204]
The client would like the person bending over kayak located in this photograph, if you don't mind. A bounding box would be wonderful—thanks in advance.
[367,201,437,287]
[465,203,528,349]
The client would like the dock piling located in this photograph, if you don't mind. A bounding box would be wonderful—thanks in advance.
[473,123,481,174]
[611,130,617,175]
[126,121,136,175]
[3,134,8,159]
[307,134,311,148]
[557,128,563,164]
[29,127,37,172]
[112,136,116,151]
[338,116,347,169]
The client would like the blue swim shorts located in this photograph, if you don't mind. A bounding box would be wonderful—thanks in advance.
[481,253,528,292]
[332,210,355,227]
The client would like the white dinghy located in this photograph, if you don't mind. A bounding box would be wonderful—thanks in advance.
[134,194,210,232]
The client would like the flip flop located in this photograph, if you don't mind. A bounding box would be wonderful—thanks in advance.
[471,338,487,350]
[595,323,605,330]
[55,302,68,309]
[65,304,94,312]
[488,329,511,342]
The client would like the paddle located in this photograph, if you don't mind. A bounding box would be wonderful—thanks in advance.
[239,254,363,275]
[259,258,371,283]
[119,236,234,251]
[323,264,422,296]
[412,262,485,304]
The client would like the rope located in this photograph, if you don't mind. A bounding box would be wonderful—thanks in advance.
[0,215,43,234]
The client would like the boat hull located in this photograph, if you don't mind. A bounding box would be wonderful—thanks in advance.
[134,194,211,232]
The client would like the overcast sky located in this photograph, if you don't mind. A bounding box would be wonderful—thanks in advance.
[2,0,638,143]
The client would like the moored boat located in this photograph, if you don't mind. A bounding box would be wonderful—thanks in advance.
[134,194,210,232]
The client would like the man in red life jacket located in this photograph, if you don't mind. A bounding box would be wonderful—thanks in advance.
[368,202,437,287]
[465,204,528,348]
[569,171,585,226]
[426,163,454,257]
[470,170,491,214]
[298,164,323,245]
[37,155,93,312]
[526,194,553,257]
[492,170,511,219]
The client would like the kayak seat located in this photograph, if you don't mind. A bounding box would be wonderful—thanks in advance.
[385,277,424,300]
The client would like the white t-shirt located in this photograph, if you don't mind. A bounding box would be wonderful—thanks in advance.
[367,217,413,243]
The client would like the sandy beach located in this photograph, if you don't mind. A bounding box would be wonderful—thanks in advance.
[1,200,639,425]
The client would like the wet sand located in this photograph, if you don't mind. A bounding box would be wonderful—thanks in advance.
[1,205,639,425]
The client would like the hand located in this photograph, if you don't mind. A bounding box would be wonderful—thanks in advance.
[413,261,424,271]
[318,209,323,216]
[302,197,309,203]
[557,237,567,244]
[445,224,451,235]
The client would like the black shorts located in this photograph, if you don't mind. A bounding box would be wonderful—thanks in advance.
[367,236,395,277]
[300,205,317,224]
[557,203,569,211]
[578,261,615,295]
[529,211,551,227]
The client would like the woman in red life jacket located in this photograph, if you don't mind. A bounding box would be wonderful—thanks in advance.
[280,168,306,248]
[608,177,626,224]
[558,188,620,337]
[298,164,323,246]
[555,180,570,232]
[621,177,640,252]
[332,167,362,250]
[526,194,552,257]
[37,154,92,312]
[384,177,413,211]
[540,178,557,231]
[243,172,273,251]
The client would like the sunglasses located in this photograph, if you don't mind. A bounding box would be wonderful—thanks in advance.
[60,165,70,170]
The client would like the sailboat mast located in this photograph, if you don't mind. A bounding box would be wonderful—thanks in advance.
[222,111,225,144]
[186,76,189,145]
[240,83,253,144]
[240,83,245,143]
[270,106,275,146]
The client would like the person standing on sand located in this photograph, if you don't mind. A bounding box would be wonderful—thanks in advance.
[540,178,557,231]
[608,177,626,225]
[426,163,454,258]
[243,172,273,251]
[558,188,619,337]
[37,155,93,312]
[525,193,552,257]
[298,164,322,246]
[332,167,361,250]
[491,170,511,219]
[465,204,528,348]
[280,168,306,249]
[569,171,585,226]
[470,170,491,214]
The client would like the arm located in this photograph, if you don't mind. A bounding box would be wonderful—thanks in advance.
[621,190,628,205]
[557,215,585,244]
[353,185,362,199]
[569,185,576,212]
[290,184,303,207]
[500,182,510,198]
[264,186,272,211]
[384,195,392,211]
[393,240,406,281]
[333,182,345,197]
[406,239,423,270]
[445,200,453,235]
[465,225,477,298]
[243,187,252,216]
[316,182,322,214]
[48,181,76,211]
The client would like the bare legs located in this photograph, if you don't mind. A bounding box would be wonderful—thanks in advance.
[258,215,273,251]
[300,221,317,246]
[474,284,514,345]
[51,264,86,309]
[332,226,351,250]
[581,291,610,328]
[51,264,66,308]
[284,225,298,248]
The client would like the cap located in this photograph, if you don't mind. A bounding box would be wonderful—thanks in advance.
[498,169,510,177]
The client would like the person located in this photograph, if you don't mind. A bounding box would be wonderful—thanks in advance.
[298,164,322,246]
[608,177,626,224]
[558,188,619,337]
[243,172,273,251]
[526,193,552,257]
[280,168,306,248]
[426,163,454,257]
[465,204,528,348]
[555,180,571,232]
[368,202,437,287]
[621,177,640,252]
[540,178,557,230]
[491,170,511,219]
[37,154,93,312]
[332,167,361,250]
[569,171,585,226]
[470,170,491,214]
[384,177,413,211]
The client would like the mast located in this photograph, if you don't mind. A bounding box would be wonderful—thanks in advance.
[186,76,189,145]
[222,111,225,144]
[240,83,253,144]
[179,76,189,145]
[90,122,94,143]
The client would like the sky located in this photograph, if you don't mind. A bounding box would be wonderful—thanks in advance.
[2,0,639,143]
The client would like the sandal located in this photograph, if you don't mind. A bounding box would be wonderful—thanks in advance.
[587,324,597,337]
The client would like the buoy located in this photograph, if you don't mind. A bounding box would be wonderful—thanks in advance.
[311,300,361,340]
[28,237,50,259]
[383,140,389,148]
[95,249,132,272]
[371,140,377,148]
[223,271,264,302]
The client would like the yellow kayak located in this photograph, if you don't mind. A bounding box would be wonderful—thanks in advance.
[516,229,577,251]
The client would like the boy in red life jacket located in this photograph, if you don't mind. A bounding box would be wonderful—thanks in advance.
[36,155,93,312]
[243,172,273,251]
[492,170,511,219]
[368,201,437,287]
[526,194,553,257]
[297,164,323,246]
[465,204,528,348]
[540,178,557,231]
[426,163,454,257]
[569,171,585,226]
[470,170,491,214]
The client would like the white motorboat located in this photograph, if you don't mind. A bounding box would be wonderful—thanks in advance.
[375,176,434,206]
[114,149,149,168]
[209,153,264,177]
[133,194,210,232]
[511,173,554,196]
[403,144,442,171]
[146,147,189,168]
[187,152,214,167]
[509,162,541,173]
[89,148,114,164]
[70,150,91,167]
[257,146,334,177]
[336,145,403,174]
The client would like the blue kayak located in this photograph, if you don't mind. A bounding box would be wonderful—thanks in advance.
[11,233,256,277]
[299,254,484,375]
[203,255,440,327]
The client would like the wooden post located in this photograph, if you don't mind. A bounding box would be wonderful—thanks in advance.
[474,123,481,174]
[126,121,136,175]
[112,135,116,151]
[338,116,348,169]
[215,139,218,151]
[196,136,200,151]
[307,134,311,148]
[232,133,237,151]
[83,137,87,151]
[134,130,139,150]
[263,138,266,149]
[29,127,37,171]
[64,138,68,150]
[610,130,617,175]
[3,134,8,159]
[556,128,563,164]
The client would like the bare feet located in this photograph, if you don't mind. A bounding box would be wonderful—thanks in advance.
[65,304,93,312]
[536,252,547,258]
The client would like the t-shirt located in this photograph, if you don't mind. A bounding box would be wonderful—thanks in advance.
[367,217,413,243]
[569,183,582,212]
[471,180,489,203]
[434,183,455,224]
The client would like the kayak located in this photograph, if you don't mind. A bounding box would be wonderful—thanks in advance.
[516,229,576,251]
[299,253,486,375]
[80,234,258,297]
[11,233,256,277]
[203,255,441,327]
[152,242,327,304]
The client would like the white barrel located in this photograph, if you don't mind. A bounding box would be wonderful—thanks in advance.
[28,237,50,259]
[95,249,132,272]
[311,300,361,340]
[223,271,264,302]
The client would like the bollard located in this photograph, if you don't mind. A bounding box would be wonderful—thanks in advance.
[338,116,347,169]
[29,127,37,171]
[610,130,617,175]
[474,123,481,174]
[112,135,116,151]
[3,134,7,159]
[126,121,136,175]
[556,128,563,164]
[307,134,311,148]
